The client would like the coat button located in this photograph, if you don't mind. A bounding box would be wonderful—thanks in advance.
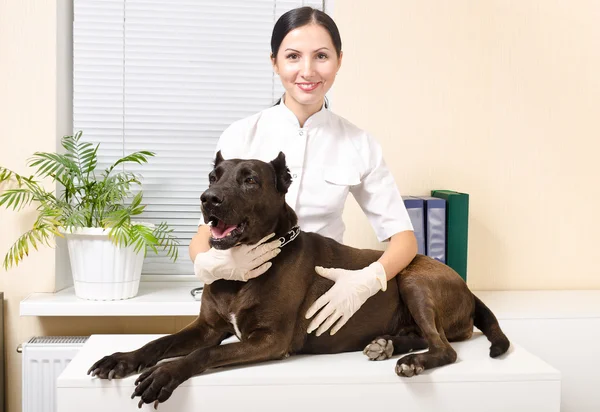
[299,130,304,136]
[293,174,297,178]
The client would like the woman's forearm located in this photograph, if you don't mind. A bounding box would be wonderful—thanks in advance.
[377,230,418,281]
[188,225,212,262]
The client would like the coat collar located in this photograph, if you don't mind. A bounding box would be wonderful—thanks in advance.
[274,94,330,128]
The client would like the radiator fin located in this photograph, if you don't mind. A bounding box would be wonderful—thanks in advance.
[27,336,89,345]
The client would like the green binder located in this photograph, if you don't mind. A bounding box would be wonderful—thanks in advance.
[430,190,469,281]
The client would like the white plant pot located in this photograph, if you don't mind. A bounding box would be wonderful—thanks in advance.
[63,227,145,301]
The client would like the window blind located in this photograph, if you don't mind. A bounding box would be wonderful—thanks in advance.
[73,0,325,276]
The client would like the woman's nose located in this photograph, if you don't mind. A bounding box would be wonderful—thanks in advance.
[301,58,316,77]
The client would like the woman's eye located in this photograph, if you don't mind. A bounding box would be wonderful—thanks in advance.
[317,53,328,60]
[245,177,256,184]
[286,53,299,60]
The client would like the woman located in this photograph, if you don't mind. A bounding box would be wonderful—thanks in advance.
[189,7,417,337]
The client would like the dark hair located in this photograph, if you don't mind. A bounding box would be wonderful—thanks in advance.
[271,7,342,59]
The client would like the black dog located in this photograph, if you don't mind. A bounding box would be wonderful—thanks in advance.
[88,152,510,408]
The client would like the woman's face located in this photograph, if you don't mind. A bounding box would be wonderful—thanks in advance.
[272,24,342,115]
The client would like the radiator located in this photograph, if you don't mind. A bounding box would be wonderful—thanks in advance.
[22,336,89,412]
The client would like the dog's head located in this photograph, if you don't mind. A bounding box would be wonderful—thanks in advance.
[200,151,294,250]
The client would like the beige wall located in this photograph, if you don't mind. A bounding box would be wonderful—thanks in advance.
[1,1,599,411]
[336,0,600,290]
[1,1,59,410]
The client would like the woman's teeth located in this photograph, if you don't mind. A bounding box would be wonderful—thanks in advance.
[297,82,320,91]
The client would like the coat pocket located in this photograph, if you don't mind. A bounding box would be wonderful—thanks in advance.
[322,167,361,187]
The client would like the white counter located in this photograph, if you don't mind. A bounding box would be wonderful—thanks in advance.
[57,333,560,412]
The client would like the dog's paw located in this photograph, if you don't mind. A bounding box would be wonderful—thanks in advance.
[363,338,394,361]
[395,354,425,377]
[87,351,152,380]
[132,363,183,408]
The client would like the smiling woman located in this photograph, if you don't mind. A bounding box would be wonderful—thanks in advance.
[269,12,343,127]
[190,6,417,339]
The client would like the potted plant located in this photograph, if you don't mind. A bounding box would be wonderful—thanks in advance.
[0,131,179,300]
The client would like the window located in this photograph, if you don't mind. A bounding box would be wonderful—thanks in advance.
[73,0,327,277]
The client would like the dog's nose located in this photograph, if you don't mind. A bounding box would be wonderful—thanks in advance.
[201,190,223,206]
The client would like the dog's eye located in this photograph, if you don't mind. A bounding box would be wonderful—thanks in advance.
[245,177,257,185]
[208,175,216,184]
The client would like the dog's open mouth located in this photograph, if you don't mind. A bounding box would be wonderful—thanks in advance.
[208,216,246,242]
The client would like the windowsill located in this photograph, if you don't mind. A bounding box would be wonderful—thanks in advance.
[20,284,600,318]
[20,282,201,316]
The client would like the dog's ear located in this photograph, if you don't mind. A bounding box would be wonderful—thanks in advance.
[270,151,292,194]
[213,150,224,167]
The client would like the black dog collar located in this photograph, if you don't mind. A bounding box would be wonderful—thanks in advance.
[278,225,300,248]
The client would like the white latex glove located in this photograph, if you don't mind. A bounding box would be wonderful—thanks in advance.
[194,234,282,284]
[306,262,388,336]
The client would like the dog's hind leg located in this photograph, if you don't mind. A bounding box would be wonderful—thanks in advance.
[363,334,428,361]
[395,289,457,377]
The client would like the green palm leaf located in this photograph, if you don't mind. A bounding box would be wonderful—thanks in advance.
[0,167,29,189]
[0,189,34,211]
[0,167,55,210]
[153,222,179,261]
[2,222,58,269]
[80,144,99,174]
[105,151,155,176]
[108,225,129,248]
[28,152,79,183]
[129,224,157,255]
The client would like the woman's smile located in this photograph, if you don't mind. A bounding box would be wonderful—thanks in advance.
[296,81,322,92]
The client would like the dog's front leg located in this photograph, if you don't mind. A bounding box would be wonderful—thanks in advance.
[89,311,229,380]
[133,331,289,407]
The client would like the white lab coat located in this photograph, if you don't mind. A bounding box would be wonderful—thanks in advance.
[208,99,413,244]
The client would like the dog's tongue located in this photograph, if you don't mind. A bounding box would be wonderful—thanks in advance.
[211,220,237,239]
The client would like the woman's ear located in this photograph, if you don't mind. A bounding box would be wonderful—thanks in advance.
[271,53,279,75]
[337,50,343,73]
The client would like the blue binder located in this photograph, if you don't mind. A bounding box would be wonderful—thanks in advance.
[402,196,425,255]
[419,196,447,263]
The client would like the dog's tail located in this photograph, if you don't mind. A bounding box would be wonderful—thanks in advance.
[473,294,510,358]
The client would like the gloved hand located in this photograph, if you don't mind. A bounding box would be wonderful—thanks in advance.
[306,261,387,336]
[194,234,281,284]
